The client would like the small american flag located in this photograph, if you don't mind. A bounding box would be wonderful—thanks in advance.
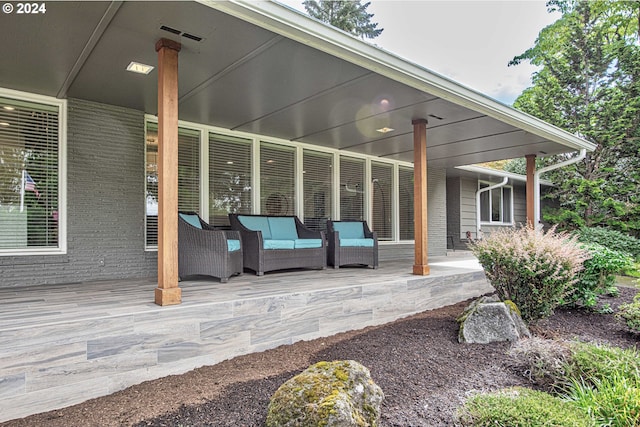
[24,171,40,197]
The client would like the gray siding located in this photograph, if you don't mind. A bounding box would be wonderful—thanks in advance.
[513,185,527,225]
[427,167,447,256]
[446,177,460,249]
[0,99,156,287]
[460,177,477,239]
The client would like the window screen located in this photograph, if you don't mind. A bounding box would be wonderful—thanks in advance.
[371,161,392,240]
[145,123,201,246]
[260,142,295,216]
[303,149,333,230]
[339,156,364,221]
[398,166,414,240]
[0,96,60,250]
[209,133,252,226]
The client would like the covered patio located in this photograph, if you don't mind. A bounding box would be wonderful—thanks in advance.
[0,254,490,422]
[0,0,597,421]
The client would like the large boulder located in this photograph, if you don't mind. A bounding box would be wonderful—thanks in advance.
[457,295,531,344]
[266,360,384,427]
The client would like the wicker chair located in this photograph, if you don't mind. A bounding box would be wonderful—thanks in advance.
[178,212,243,282]
[327,220,378,269]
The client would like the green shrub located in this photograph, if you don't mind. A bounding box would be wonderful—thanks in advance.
[470,225,589,323]
[618,292,640,333]
[456,387,593,427]
[576,227,640,260]
[569,343,640,386]
[567,374,640,427]
[564,243,632,308]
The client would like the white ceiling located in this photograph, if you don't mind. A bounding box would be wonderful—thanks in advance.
[0,1,593,168]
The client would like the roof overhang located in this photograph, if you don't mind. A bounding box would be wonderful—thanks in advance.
[0,0,596,167]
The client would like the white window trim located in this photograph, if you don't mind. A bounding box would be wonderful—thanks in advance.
[478,180,514,226]
[0,87,67,256]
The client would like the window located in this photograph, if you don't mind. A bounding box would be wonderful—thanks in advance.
[479,181,513,224]
[339,156,365,221]
[371,161,392,240]
[260,142,295,215]
[145,123,200,246]
[0,94,63,253]
[398,166,414,240]
[209,133,252,226]
[303,149,333,230]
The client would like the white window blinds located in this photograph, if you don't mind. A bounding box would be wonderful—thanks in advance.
[339,156,364,221]
[398,166,414,240]
[371,161,393,240]
[260,142,295,216]
[209,132,253,226]
[145,123,201,246]
[303,149,333,230]
[0,96,60,250]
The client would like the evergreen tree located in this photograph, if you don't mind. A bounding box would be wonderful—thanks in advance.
[303,0,383,39]
[509,0,640,236]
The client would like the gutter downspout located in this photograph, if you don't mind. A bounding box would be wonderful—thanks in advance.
[476,177,508,237]
[534,149,587,227]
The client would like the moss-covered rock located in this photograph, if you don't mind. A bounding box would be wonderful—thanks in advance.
[266,360,384,427]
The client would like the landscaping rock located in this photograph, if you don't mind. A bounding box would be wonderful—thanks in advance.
[458,296,531,344]
[266,359,384,427]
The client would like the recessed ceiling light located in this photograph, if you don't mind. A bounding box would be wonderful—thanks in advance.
[0,122,10,127]
[226,161,234,165]
[3,106,15,111]
[126,61,154,75]
[376,127,394,134]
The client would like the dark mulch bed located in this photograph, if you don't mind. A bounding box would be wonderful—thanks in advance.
[4,287,638,427]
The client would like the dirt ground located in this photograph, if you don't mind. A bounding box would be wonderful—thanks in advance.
[4,286,638,427]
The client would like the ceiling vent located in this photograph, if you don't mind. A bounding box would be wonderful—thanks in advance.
[160,25,203,42]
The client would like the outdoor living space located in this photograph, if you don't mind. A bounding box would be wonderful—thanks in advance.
[0,253,490,422]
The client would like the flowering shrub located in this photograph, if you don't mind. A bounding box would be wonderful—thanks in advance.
[470,225,589,323]
[565,243,633,308]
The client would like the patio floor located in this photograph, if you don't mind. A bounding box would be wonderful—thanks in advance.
[0,253,491,422]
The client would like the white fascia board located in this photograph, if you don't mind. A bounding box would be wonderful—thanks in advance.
[200,0,596,153]
[456,165,554,186]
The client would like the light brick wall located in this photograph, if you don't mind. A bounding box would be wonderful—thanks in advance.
[0,99,156,287]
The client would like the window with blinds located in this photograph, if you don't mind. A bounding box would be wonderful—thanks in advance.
[260,142,295,216]
[303,149,333,230]
[145,123,200,246]
[209,133,252,226]
[339,156,364,221]
[371,161,392,240]
[398,166,414,240]
[0,96,60,251]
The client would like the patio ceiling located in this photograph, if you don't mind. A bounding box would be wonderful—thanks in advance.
[0,1,595,168]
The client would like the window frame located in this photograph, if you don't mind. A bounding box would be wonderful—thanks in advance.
[478,180,514,226]
[0,88,67,256]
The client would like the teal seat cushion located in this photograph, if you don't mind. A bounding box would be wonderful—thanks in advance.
[267,217,298,240]
[294,239,323,249]
[179,213,202,229]
[238,215,272,239]
[227,239,241,252]
[333,222,365,239]
[340,238,374,248]
[263,239,295,250]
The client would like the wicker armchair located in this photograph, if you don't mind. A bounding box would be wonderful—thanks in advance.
[327,220,378,269]
[178,212,243,282]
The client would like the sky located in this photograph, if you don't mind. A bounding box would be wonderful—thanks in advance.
[277,1,561,105]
